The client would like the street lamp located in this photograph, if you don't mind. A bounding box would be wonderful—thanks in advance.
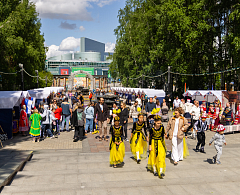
[19,63,24,91]
[35,70,39,88]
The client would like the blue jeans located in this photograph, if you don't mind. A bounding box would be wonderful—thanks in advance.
[85,118,93,132]
[133,118,138,123]
[41,124,53,137]
[61,115,71,131]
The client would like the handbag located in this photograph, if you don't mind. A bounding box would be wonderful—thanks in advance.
[0,125,8,142]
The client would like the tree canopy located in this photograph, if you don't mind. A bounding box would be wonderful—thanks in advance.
[110,0,240,95]
[0,0,48,90]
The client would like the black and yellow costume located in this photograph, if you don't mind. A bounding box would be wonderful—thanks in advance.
[109,125,125,165]
[147,124,166,176]
[130,122,148,160]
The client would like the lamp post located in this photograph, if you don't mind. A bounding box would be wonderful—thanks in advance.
[19,63,24,91]
[45,76,47,87]
[35,70,38,88]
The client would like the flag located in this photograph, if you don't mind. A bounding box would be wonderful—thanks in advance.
[24,99,33,114]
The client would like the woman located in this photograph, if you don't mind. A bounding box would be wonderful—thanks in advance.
[156,99,162,116]
[29,109,42,143]
[84,102,94,134]
[72,102,86,142]
[120,102,129,141]
[165,107,189,165]
[19,105,29,136]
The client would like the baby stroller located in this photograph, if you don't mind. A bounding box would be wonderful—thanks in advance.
[161,105,169,122]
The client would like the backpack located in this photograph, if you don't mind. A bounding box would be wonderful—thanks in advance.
[77,112,82,121]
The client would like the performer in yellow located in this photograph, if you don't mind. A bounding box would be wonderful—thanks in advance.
[147,115,166,179]
[109,116,125,168]
[130,113,148,164]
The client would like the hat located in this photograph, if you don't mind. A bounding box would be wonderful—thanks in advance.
[187,99,191,103]
[201,112,207,118]
[114,116,120,121]
[217,124,225,132]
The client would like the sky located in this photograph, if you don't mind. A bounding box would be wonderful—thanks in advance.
[29,0,126,59]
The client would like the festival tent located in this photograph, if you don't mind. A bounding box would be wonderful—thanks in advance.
[0,91,25,139]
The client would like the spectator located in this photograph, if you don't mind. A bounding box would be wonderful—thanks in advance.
[79,94,84,105]
[145,97,156,116]
[161,99,167,107]
[156,99,162,116]
[189,100,201,139]
[54,103,62,135]
[41,105,54,138]
[50,108,57,135]
[130,101,140,123]
[94,97,109,141]
[173,96,181,109]
[223,103,232,126]
[136,95,142,108]
[72,102,86,142]
[180,99,186,116]
[84,102,94,134]
[153,96,157,104]
[120,102,129,141]
[89,91,93,102]
[61,98,72,132]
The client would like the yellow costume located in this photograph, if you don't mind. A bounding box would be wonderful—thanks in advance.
[147,125,166,177]
[109,125,125,165]
[130,122,148,160]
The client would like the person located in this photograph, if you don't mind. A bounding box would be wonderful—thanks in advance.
[209,124,227,165]
[79,94,84,105]
[200,101,207,115]
[213,103,221,129]
[223,103,232,126]
[156,99,161,116]
[50,108,57,135]
[84,102,94,134]
[19,105,29,136]
[188,100,200,139]
[109,116,125,168]
[165,107,189,165]
[161,99,167,107]
[41,105,54,138]
[89,92,93,102]
[129,101,140,123]
[72,102,86,142]
[153,96,157,104]
[165,94,171,108]
[39,99,46,108]
[120,102,129,141]
[147,115,166,178]
[173,96,181,109]
[61,98,72,132]
[145,97,156,117]
[234,103,240,124]
[194,113,208,153]
[136,95,142,108]
[130,113,148,164]
[29,109,42,143]
[208,103,215,130]
[111,103,120,125]
[180,99,186,116]
[54,103,62,135]
[94,97,109,141]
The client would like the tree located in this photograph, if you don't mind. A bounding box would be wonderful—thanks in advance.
[0,0,46,90]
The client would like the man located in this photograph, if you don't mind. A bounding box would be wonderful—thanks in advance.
[94,97,109,141]
[223,103,232,126]
[130,101,140,123]
[153,96,157,104]
[180,99,186,115]
[173,96,181,109]
[189,100,201,139]
[61,98,72,132]
[145,97,156,116]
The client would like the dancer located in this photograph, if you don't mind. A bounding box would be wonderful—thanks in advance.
[130,113,148,164]
[166,107,189,165]
[208,103,215,130]
[209,124,227,165]
[194,113,208,153]
[19,105,29,136]
[109,116,125,168]
[147,115,166,179]
[29,109,42,143]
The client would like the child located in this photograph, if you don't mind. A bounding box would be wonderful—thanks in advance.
[194,113,208,153]
[50,108,57,136]
[54,103,62,134]
[209,124,227,165]
[130,113,148,164]
[147,115,166,179]
[109,116,125,168]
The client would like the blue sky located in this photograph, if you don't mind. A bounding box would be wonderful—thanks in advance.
[30,0,126,58]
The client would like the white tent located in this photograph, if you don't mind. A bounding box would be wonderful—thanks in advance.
[0,91,24,109]
[183,90,224,104]
[22,91,31,98]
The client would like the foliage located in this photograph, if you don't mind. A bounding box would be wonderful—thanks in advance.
[110,0,240,96]
[0,0,46,90]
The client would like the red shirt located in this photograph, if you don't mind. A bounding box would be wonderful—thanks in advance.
[54,108,62,120]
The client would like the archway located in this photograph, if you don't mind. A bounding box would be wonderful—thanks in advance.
[68,70,94,91]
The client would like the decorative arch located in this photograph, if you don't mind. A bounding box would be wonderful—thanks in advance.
[68,70,94,90]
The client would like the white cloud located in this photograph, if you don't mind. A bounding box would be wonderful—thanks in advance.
[79,26,85,32]
[46,45,67,59]
[105,42,115,52]
[30,0,116,21]
[59,37,80,51]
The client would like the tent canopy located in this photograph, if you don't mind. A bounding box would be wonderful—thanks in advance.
[0,91,24,109]
[28,87,64,99]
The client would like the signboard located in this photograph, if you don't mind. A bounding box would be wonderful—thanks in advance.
[71,67,94,77]
[59,67,71,75]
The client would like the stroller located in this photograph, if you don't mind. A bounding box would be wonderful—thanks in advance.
[161,105,169,122]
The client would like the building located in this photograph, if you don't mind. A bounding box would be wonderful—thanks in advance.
[46,37,113,89]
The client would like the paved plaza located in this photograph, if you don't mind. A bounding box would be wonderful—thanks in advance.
[1,118,240,194]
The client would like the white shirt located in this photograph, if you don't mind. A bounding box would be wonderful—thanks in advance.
[173,99,181,108]
[173,118,179,136]
[190,105,201,120]
[185,102,193,113]
[100,104,103,112]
